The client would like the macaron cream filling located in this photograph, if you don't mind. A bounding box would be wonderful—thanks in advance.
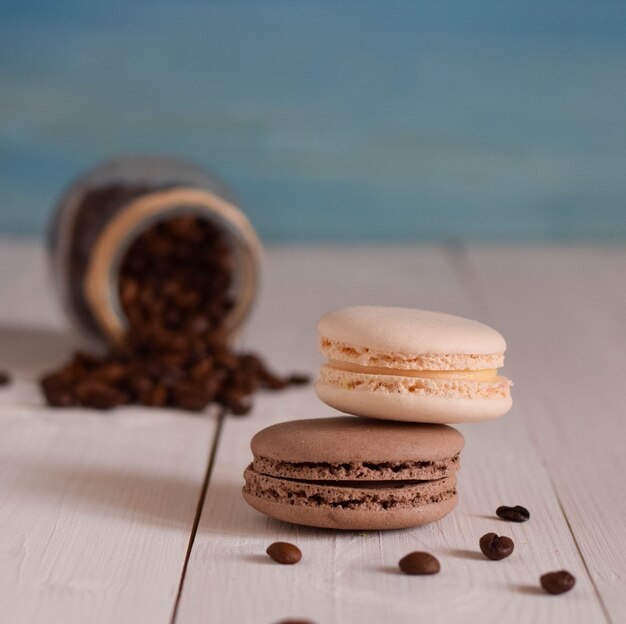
[325,359,500,382]
[320,336,505,371]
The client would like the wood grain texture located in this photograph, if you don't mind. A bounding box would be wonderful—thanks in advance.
[0,409,217,624]
[0,241,218,624]
[176,247,609,624]
[463,244,626,622]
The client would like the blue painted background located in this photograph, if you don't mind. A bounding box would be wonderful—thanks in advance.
[1,0,625,241]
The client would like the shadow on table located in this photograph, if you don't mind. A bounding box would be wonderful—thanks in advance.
[0,324,91,377]
[0,324,217,530]
[7,452,206,530]
[516,584,545,596]
[199,479,332,538]
[442,547,484,561]
[200,479,437,540]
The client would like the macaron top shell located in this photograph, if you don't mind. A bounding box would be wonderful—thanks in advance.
[250,416,464,464]
[318,306,506,357]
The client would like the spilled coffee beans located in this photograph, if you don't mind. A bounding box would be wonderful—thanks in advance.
[41,216,308,413]
[496,505,530,522]
[479,533,514,560]
[266,542,302,565]
[540,570,576,595]
[398,552,440,575]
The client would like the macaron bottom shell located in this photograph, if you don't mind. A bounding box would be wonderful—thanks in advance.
[243,465,458,530]
[315,379,512,424]
[243,491,458,531]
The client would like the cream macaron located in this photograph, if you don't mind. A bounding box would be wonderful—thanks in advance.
[315,306,512,424]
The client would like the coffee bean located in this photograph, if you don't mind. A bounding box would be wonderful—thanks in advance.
[266,542,302,565]
[187,314,210,335]
[127,373,152,397]
[496,505,530,522]
[74,380,128,410]
[40,375,77,407]
[73,351,100,369]
[157,365,186,387]
[0,370,11,386]
[139,384,168,407]
[540,570,576,594]
[275,620,315,624]
[120,279,139,305]
[479,533,514,560]
[227,399,252,416]
[190,358,214,379]
[214,350,238,371]
[172,382,213,412]
[90,363,127,384]
[398,552,440,575]
[259,369,288,390]
[287,373,310,386]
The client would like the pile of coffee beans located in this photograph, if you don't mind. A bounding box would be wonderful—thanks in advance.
[40,215,307,414]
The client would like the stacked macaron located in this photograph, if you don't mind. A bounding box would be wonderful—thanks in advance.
[244,306,512,530]
[316,307,512,424]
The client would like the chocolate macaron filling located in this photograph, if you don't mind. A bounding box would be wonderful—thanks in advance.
[251,454,460,481]
[244,467,457,512]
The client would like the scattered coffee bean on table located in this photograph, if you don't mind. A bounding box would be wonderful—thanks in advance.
[266,542,302,565]
[479,533,514,560]
[0,370,11,386]
[540,570,576,595]
[398,552,440,575]
[496,505,530,522]
[40,216,308,413]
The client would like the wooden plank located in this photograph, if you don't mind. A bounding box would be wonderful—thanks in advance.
[463,243,626,622]
[177,246,606,623]
[0,240,89,408]
[0,408,217,624]
[0,241,218,624]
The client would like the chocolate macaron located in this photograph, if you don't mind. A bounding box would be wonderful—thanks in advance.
[315,306,512,424]
[243,417,464,530]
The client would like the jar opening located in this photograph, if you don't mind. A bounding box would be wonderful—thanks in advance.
[84,186,261,344]
[110,208,242,336]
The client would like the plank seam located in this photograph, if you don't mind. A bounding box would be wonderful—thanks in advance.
[443,242,612,624]
[170,410,225,624]
[549,470,614,624]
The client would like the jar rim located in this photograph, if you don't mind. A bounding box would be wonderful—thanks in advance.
[83,186,262,344]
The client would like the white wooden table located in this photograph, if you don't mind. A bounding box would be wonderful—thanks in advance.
[0,241,623,624]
